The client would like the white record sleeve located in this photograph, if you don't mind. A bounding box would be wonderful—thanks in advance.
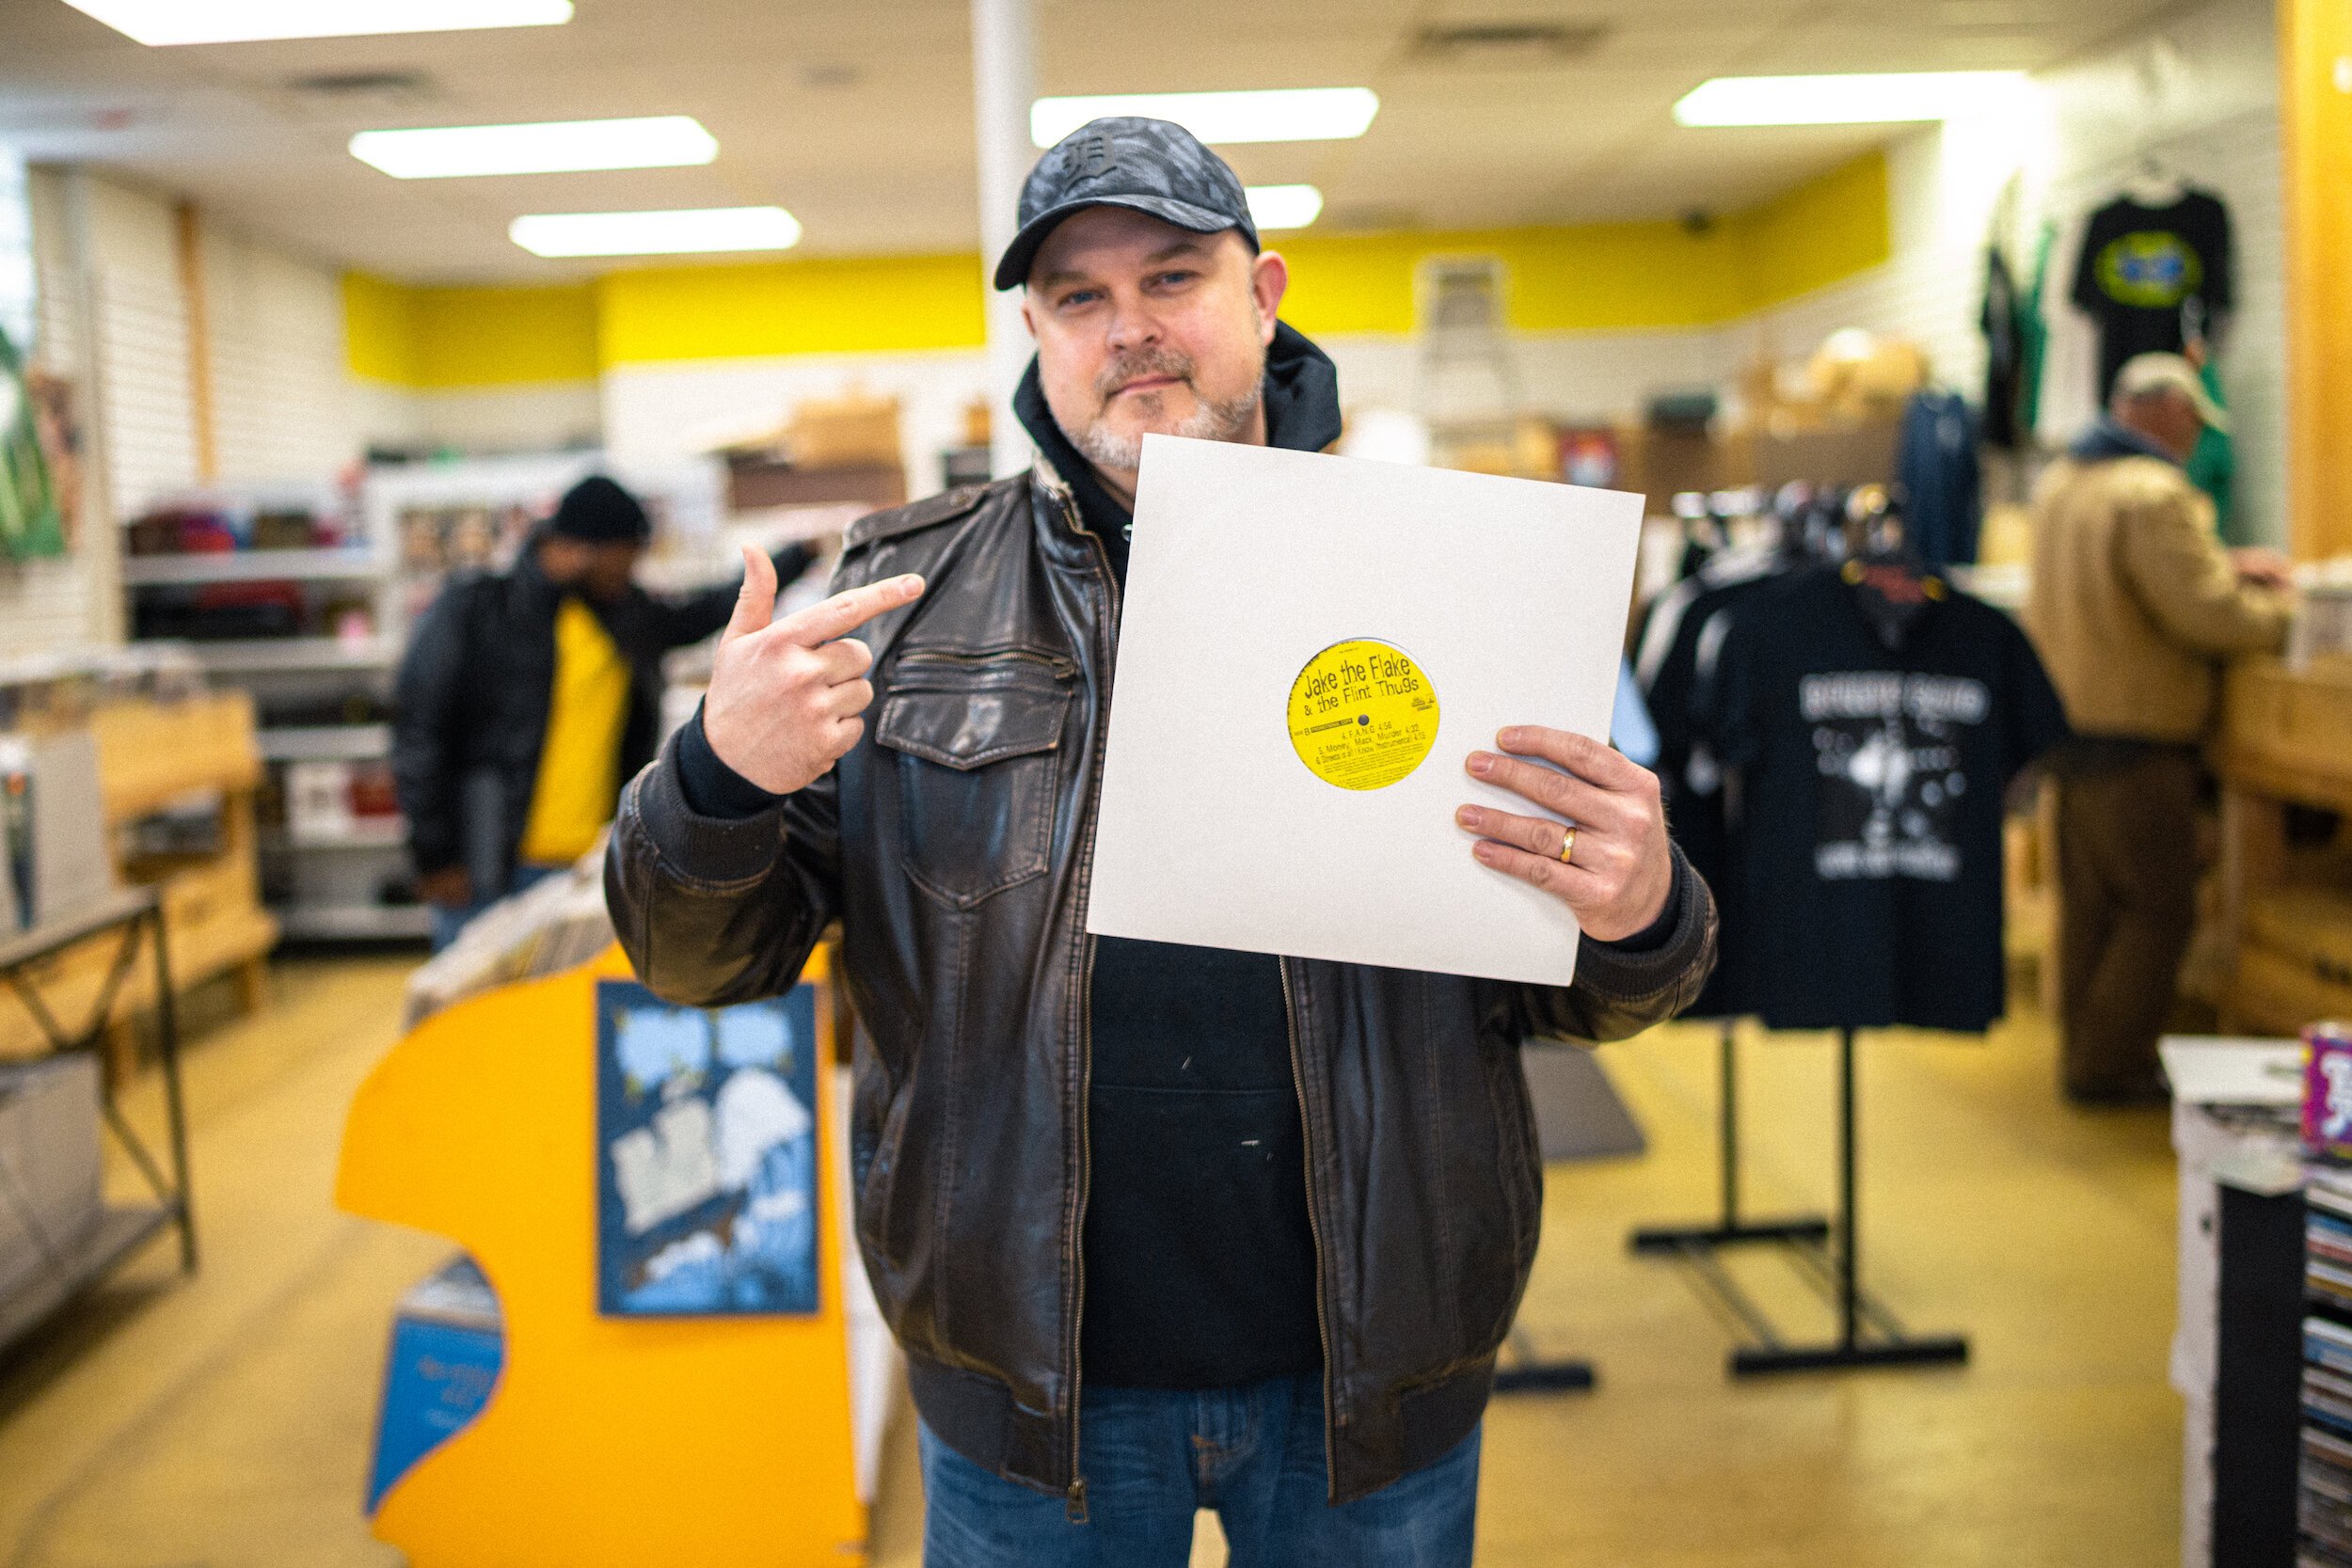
[1084,434,1644,986]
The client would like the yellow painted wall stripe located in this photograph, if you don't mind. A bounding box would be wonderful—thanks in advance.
[343,276,597,388]
[350,150,1890,388]
[597,253,988,365]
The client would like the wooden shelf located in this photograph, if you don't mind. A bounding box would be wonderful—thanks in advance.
[2216,655,2352,816]
[1,694,277,1068]
[92,692,263,823]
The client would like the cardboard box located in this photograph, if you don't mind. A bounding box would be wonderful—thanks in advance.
[1613,423,1754,506]
[787,392,902,472]
[1748,420,1901,489]
[0,1057,103,1308]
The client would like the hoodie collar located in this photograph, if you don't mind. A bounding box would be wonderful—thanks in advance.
[2070,418,2182,467]
[1012,320,1343,579]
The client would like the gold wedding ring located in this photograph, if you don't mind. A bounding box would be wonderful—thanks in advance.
[1559,826,1577,864]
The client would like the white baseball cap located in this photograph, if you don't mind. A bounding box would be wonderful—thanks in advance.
[2113,352,2231,434]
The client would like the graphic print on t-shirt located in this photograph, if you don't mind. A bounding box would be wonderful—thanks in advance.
[1802,671,1989,883]
[2091,230,2203,309]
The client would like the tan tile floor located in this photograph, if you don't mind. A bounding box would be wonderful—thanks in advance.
[0,957,2177,1567]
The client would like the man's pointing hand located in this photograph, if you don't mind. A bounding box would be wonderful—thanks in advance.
[702,546,926,796]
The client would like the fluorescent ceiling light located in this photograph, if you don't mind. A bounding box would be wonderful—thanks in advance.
[509,206,802,258]
[64,0,570,46]
[1674,71,2029,126]
[1246,184,1323,231]
[351,117,717,180]
[1031,88,1378,148]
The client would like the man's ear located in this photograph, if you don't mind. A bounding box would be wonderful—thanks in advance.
[1020,292,1039,340]
[1251,250,1289,343]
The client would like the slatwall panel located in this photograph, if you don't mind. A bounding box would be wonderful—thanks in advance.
[29,170,78,375]
[202,224,358,483]
[77,178,198,526]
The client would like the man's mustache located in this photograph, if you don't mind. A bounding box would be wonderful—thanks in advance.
[1095,349,1196,404]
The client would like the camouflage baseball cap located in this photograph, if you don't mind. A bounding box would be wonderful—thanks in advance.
[993,116,1259,291]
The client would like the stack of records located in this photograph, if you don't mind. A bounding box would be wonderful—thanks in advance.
[2305,1171,2352,1565]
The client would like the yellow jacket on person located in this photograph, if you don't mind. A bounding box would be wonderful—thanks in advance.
[2023,445,2288,744]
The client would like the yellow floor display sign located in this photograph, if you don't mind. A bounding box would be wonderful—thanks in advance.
[336,944,866,1567]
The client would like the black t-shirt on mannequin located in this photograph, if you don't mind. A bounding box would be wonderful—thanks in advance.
[2070,187,2233,400]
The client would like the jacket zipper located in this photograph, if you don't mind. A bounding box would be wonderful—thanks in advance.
[1046,467,1116,1525]
[1279,956,1343,1502]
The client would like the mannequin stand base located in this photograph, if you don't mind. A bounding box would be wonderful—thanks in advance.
[1629,1215,1829,1252]
[1492,1329,1597,1394]
[1492,1359,1597,1393]
[1733,1334,1968,1376]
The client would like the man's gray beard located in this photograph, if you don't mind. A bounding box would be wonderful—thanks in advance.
[1070,379,1263,472]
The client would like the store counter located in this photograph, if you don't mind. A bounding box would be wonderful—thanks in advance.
[2214,656,2352,1035]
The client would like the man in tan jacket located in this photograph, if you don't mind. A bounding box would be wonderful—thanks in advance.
[2025,353,2293,1101]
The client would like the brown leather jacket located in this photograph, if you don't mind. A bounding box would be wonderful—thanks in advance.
[605,465,1717,1507]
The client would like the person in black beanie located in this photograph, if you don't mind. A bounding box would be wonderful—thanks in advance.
[393,473,817,950]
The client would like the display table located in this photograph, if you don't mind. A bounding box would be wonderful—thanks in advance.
[2163,1037,2304,1568]
[0,886,198,1354]
[2214,655,2352,1034]
[338,940,875,1568]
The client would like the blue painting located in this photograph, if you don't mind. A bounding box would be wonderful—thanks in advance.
[595,979,819,1317]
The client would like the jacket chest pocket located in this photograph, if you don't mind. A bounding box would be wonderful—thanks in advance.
[875,653,1075,909]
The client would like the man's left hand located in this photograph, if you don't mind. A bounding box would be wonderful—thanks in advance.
[1456,727,1675,942]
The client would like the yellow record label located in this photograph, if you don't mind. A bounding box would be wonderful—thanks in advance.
[1286,639,1440,791]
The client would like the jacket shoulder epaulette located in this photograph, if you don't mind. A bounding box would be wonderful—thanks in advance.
[845,477,1013,552]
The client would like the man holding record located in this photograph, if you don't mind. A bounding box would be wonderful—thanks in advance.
[607,117,1714,1566]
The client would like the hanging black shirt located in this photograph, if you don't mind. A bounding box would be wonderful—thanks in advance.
[1980,245,2024,450]
[2070,188,2233,402]
[1707,568,2068,1033]
[1632,549,1790,1018]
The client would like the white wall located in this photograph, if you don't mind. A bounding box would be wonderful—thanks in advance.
[202,223,359,485]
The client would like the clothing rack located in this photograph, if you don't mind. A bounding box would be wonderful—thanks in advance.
[1629,1019,1830,1255]
[1631,1025,1968,1376]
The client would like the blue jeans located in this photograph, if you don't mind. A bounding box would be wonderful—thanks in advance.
[918,1375,1480,1568]
[427,862,561,953]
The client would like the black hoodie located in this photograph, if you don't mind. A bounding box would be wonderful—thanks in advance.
[1015,323,1342,1389]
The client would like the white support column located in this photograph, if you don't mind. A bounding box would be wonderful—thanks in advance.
[971,0,1037,479]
